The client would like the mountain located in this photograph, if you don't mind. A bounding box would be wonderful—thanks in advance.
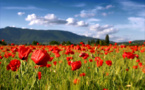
[0,27,98,44]
[119,40,145,44]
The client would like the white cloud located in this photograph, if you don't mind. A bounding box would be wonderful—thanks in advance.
[120,0,145,16]
[85,24,119,40]
[75,5,114,18]
[17,12,25,16]
[116,17,145,31]
[87,18,101,23]
[120,1,145,10]
[109,35,130,42]
[102,12,107,16]
[77,21,88,27]
[3,6,45,10]
[25,13,67,25]
[106,5,114,9]
[25,14,88,27]
[75,10,96,18]
[73,3,86,7]
[66,18,77,25]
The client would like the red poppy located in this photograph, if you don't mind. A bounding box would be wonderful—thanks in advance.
[1,39,4,42]
[71,61,81,71]
[38,72,41,80]
[103,88,108,90]
[73,78,79,84]
[66,57,73,61]
[53,61,57,65]
[31,49,50,66]
[6,59,21,71]
[89,59,93,62]
[129,41,132,43]
[18,45,31,60]
[80,73,86,77]
[122,52,136,59]
[84,60,87,64]
[37,43,39,45]
[136,59,140,63]
[96,60,103,67]
[126,68,129,71]
[46,64,51,68]
[0,55,3,59]
[133,66,138,69]
[138,63,142,67]
[106,60,112,66]
[68,61,72,66]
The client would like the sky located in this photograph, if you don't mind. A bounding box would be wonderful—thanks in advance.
[0,0,145,42]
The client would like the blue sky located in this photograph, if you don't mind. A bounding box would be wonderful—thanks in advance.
[0,0,145,42]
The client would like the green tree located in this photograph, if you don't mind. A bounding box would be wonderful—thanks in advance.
[105,34,109,45]
[62,41,66,45]
[0,41,7,45]
[96,39,100,44]
[32,41,38,45]
[66,41,72,45]
[49,41,60,45]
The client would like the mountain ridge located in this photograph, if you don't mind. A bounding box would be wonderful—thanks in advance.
[0,27,98,44]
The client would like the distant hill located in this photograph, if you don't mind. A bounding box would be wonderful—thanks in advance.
[119,40,145,44]
[0,27,99,44]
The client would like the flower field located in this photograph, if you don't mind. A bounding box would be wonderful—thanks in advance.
[0,42,145,90]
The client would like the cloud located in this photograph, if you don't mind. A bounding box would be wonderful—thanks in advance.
[75,10,96,18]
[25,14,88,27]
[116,17,145,31]
[26,13,67,25]
[75,4,114,18]
[17,12,25,16]
[120,1,145,10]
[102,12,107,16]
[77,21,88,27]
[66,18,77,25]
[87,18,101,23]
[120,0,145,16]
[84,24,119,40]
[109,35,130,42]
[3,6,45,10]
[106,5,114,9]
[73,3,86,7]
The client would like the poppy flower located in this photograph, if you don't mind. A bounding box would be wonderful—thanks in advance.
[37,43,39,45]
[133,66,138,69]
[122,52,135,59]
[31,49,50,66]
[126,68,129,71]
[73,78,79,84]
[96,60,103,67]
[89,59,93,62]
[46,64,51,68]
[68,61,72,66]
[106,60,112,66]
[1,39,4,42]
[71,61,82,71]
[80,73,86,77]
[18,45,31,60]
[6,59,21,71]
[53,61,57,65]
[138,63,142,67]
[103,89,108,90]
[136,59,140,62]
[38,72,41,80]
[0,55,3,59]
[129,41,132,43]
